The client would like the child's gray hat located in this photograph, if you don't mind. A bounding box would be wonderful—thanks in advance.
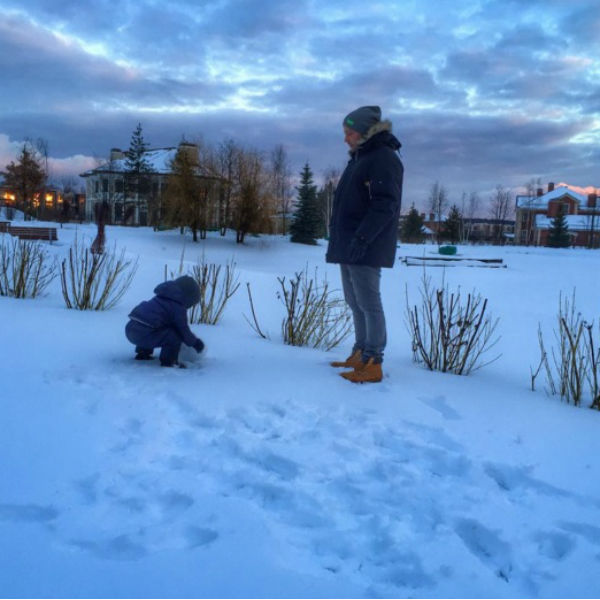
[175,275,200,308]
[343,106,382,135]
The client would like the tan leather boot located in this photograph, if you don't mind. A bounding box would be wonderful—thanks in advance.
[330,349,363,368]
[340,358,383,383]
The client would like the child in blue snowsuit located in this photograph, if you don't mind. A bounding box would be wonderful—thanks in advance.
[125,275,205,367]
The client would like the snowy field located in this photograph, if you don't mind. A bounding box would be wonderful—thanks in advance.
[1,222,600,599]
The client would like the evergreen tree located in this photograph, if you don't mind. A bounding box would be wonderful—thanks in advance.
[547,205,571,248]
[442,204,463,243]
[401,205,425,243]
[290,163,321,245]
[124,123,154,224]
[1,144,46,219]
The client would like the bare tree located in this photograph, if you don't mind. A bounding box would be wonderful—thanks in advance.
[520,177,542,245]
[216,139,238,236]
[231,148,272,243]
[488,184,514,243]
[35,138,50,182]
[162,146,206,241]
[428,181,448,245]
[320,168,340,238]
[463,191,480,242]
[270,144,293,235]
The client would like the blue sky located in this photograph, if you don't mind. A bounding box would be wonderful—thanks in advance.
[0,0,598,209]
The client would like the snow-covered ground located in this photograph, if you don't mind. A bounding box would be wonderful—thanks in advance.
[1,222,599,598]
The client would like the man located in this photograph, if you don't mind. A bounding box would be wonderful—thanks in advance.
[326,106,403,383]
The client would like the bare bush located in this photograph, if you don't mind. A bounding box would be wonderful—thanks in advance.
[0,237,56,298]
[61,236,138,310]
[405,273,500,375]
[534,291,600,409]
[277,268,352,351]
[189,257,240,325]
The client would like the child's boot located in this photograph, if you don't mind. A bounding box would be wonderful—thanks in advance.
[135,348,154,360]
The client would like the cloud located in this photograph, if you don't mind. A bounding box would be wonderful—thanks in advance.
[0,0,597,211]
[0,133,26,170]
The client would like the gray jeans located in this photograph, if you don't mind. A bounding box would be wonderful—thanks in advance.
[340,264,386,363]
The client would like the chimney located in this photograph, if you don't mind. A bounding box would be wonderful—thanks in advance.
[588,193,597,208]
[429,213,434,221]
[537,188,543,197]
[548,182,554,192]
[178,142,199,165]
[110,148,124,161]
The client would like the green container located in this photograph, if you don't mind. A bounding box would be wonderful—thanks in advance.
[439,245,457,256]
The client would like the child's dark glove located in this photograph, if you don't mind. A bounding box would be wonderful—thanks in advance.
[193,338,205,354]
[349,236,369,263]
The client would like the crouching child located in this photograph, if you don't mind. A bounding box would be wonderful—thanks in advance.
[125,275,205,368]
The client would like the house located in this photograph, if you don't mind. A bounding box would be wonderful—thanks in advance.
[515,183,600,247]
[80,141,220,227]
[0,177,83,222]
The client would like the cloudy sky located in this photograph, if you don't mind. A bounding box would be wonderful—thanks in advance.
[0,0,598,209]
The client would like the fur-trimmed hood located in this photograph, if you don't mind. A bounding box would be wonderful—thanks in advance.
[362,119,393,142]
[350,119,401,156]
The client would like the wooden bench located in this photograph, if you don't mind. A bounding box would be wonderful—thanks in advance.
[8,226,58,242]
[400,255,505,268]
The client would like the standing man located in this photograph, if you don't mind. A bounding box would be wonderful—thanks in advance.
[326,106,403,383]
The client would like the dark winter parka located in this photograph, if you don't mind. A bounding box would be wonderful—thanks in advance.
[326,121,403,268]
[127,279,200,348]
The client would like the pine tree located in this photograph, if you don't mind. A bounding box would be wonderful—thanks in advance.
[124,123,154,224]
[290,163,321,245]
[1,144,46,218]
[125,123,153,173]
[547,205,571,248]
[401,205,425,243]
[442,204,463,243]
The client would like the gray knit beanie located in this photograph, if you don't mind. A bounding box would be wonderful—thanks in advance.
[175,275,200,308]
[343,106,382,135]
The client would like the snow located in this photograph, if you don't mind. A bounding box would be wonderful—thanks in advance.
[0,206,25,221]
[1,224,600,598]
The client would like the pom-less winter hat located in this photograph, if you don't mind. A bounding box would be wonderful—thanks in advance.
[343,106,382,135]
[175,275,201,308]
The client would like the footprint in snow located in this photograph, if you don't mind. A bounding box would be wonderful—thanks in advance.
[484,462,571,498]
[531,530,575,560]
[454,518,513,582]
[558,521,600,546]
[419,395,462,420]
